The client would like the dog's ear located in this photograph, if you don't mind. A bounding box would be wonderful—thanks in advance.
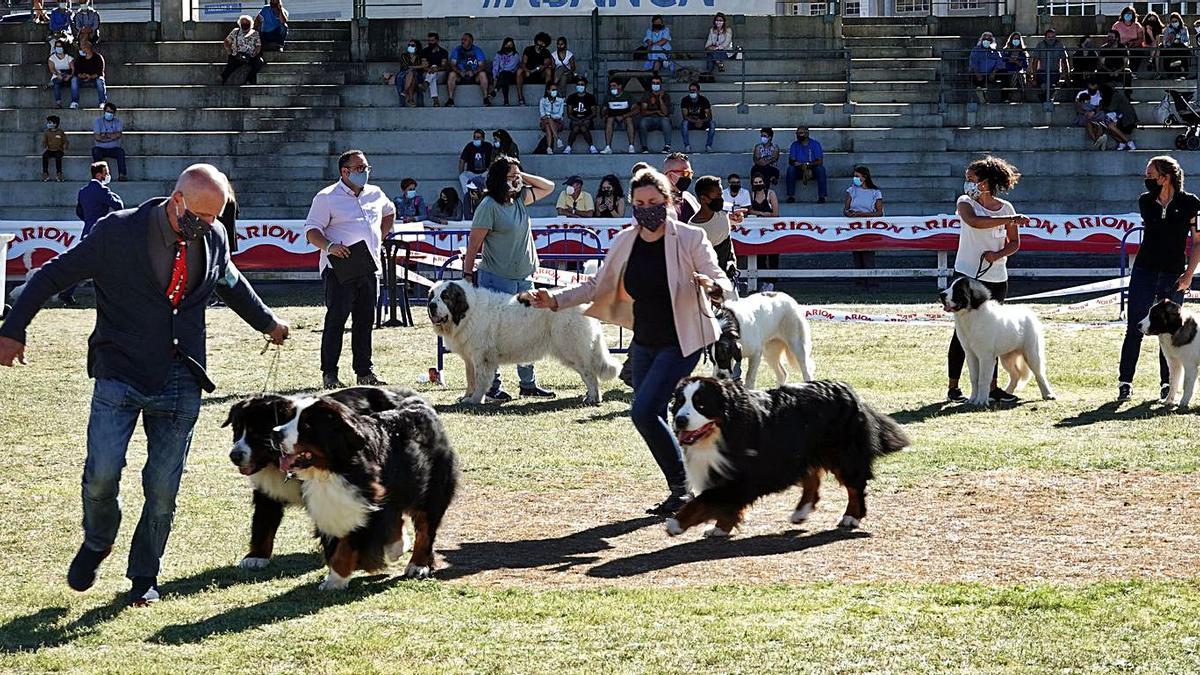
[443,283,470,325]
[967,279,992,309]
[222,400,244,428]
[1174,315,1198,347]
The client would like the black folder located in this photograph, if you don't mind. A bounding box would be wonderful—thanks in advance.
[328,240,378,283]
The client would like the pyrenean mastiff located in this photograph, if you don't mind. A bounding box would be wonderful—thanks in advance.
[710,291,814,388]
[427,280,620,405]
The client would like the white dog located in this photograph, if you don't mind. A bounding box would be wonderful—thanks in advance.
[938,277,1056,407]
[710,291,814,388]
[426,280,620,405]
[1139,298,1200,408]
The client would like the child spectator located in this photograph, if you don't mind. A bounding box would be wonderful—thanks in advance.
[491,37,520,106]
[538,82,565,154]
[600,79,638,154]
[704,12,734,74]
[564,77,599,155]
[680,81,715,153]
[41,115,67,182]
[750,127,781,186]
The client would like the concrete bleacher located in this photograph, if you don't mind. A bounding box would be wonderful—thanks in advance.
[1,14,1199,226]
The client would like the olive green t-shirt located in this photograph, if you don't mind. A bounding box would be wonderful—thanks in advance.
[471,193,538,280]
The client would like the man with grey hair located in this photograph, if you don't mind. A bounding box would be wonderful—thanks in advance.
[0,163,289,607]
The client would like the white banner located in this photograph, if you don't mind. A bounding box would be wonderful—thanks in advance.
[424,0,779,17]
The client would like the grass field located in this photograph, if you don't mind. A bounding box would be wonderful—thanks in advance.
[0,285,1197,673]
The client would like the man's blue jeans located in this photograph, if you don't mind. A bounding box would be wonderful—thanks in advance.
[83,361,201,579]
[785,163,828,199]
[628,341,701,494]
[476,269,537,390]
[681,120,716,149]
[638,116,672,150]
[1119,265,1185,385]
[76,76,106,106]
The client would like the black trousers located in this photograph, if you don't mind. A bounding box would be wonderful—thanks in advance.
[320,270,378,378]
[948,274,1009,382]
[221,53,265,84]
[42,150,64,174]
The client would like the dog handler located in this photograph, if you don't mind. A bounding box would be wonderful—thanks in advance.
[946,156,1028,404]
[526,168,731,516]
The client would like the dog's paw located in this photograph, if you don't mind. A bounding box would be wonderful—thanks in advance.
[403,563,432,580]
[703,525,732,538]
[582,394,601,406]
[837,515,861,530]
[665,518,684,536]
[238,556,270,570]
[318,571,350,591]
[790,503,815,524]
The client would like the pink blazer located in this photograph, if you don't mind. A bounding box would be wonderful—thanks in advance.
[551,219,732,357]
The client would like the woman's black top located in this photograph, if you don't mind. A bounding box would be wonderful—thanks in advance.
[624,234,677,348]
[1136,190,1200,273]
[750,190,771,213]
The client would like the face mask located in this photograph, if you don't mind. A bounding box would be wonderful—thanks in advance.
[1012,39,1021,47]
[58,3,65,9]
[797,134,808,142]
[46,122,55,129]
[729,184,740,193]
[549,90,558,99]
[760,135,770,144]
[651,83,661,92]
[689,92,698,100]
[707,197,724,212]
[99,174,110,185]
[175,199,211,241]
[492,139,500,148]
[509,176,524,194]
[407,45,417,54]
[558,44,566,51]
[982,40,993,48]
[473,139,482,147]
[405,189,417,199]
[853,176,863,187]
[575,84,585,94]
[964,180,983,199]
[674,175,692,192]
[347,170,369,188]
[610,88,619,96]
[103,112,114,121]
[1145,177,1163,194]
[599,187,612,195]
[752,183,765,190]
[633,203,667,231]
[54,47,64,55]
[653,23,663,30]
[1124,13,1133,22]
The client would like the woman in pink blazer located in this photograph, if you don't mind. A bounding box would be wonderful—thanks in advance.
[527,168,731,516]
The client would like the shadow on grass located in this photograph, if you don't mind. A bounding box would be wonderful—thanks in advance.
[1054,400,1174,428]
[586,528,870,579]
[888,401,964,425]
[438,516,659,581]
[201,386,324,407]
[433,387,628,416]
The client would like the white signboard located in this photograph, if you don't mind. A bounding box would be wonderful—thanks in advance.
[423,0,779,16]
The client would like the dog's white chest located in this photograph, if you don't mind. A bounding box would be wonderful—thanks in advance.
[683,437,732,495]
[250,469,303,505]
[299,471,379,537]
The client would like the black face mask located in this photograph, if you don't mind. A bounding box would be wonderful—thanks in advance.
[797,134,808,142]
[708,196,724,212]
[175,200,211,241]
[634,203,668,231]
[674,175,692,192]
[728,184,741,193]
[1146,178,1163,194]
[752,183,765,191]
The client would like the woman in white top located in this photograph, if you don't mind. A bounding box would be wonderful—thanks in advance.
[551,36,577,92]
[843,165,884,217]
[704,12,734,73]
[47,41,75,109]
[538,82,566,154]
[946,156,1029,404]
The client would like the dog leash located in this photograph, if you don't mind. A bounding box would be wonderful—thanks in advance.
[974,252,993,280]
[259,335,281,395]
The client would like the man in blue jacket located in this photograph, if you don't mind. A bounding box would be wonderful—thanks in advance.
[0,164,290,606]
[57,161,124,306]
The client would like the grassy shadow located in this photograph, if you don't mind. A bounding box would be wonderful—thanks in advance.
[433,388,627,416]
[1054,400,1173,428]
[888,401,962,425]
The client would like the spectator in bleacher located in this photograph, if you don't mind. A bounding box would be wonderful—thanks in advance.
[704,12,734,74]
[1112,6,1145,73]
[556,175,594,217]
[255,0,288,52]
[41,115,67,182]
[389,39,421,106]
[415,32,449,108]
[1072,35,1098,88]
[1000,32,1030,102]
[57,160,123,305]
[516,32,553,107]
[564,76,599,155]
[1097,30,1133,97]
[594,174,626,217]
[747,173,779,217]
[750,127,781,186]
[33,1,48,24]
[722,173,750,211]
[429,186,463,224]
[447,32,490,107]
[638,74,672,154]
[1142,11,1164,73]
[73,41,106,107]
[600,78,638,155]
[1032,28,1069,103]
[73,0,100,45]
[92,102,126,181]
[843,165,883,218]
[47,2,73,42]
[1161,13,1190,75]
[394,178,428,223]
[551,36,577,92]
[463,155,558,400]
[663,152,699,222]
[691,175,736,276]
[220,15,265,86]
[642,14,674,74]
[464,175,486,220]
[1075,85,1104,147]
[492,129,520,159]
[458,128,493,194]
[539,82,566,154]
[784,126,826,204]
[969,31,1004,104]
[680,81,715,154]
[1098,80,1138,151]
[491,37,520,106]
[47,40,75,109]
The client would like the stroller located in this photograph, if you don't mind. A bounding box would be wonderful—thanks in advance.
[1157,89,1200,150]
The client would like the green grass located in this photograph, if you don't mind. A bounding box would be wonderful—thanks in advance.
[0,287,1196,672]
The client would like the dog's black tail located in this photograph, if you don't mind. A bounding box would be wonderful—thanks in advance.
[871,409,910,456]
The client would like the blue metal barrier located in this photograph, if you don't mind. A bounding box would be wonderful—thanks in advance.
[1118,226,1144,319]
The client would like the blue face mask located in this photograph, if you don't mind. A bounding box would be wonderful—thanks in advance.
[1124,13,1133,21]
[46,122,55,129]
[405,189,417,199]
[651,83,661,92]
[575,84,585,94]
[853,176,863,187]
[473,139,482,147]
[103,112,114,121]
[347,170,369,188]
[689,92,698,99]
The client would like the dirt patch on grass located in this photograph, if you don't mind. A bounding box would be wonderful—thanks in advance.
[431,470,1199,587]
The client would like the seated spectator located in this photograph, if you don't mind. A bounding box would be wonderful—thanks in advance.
[73,0,100,45]
[414,32,449,108]
[394,178,428,223]
[1097,30,1133,98]
[722,173,750,211]
[637,74,672,153]
[73,41,106,107]
[41,114,67,182]
[680,81,715,153]
[564,76,599,155]
[1099,80,1137,151]
[539,82,565,154]
[464,175,485,220]
[447,32,490,107]
[493,129,520,159]
[969,31,1004,103]
[600,78,638,155]
[1143,11,1164,73]
[593,174,626,217]
[747,174,779,217]
[47,2,73,43]
[1112,6,1145,72]
[33,0,48,24]
[1072,35,1099,88]
[91,102,126,181]
[1032,28,1069,103]
[1000,32,1030,102]
[458,128,493,193]
[46,40,74,109]
[1162,13,1190,75]
[255,0,288,51]
[491,37,520,106]
[642,14,674,73]
[785,126,826,204]
[429,186,463,224]
[1075,84,1104,148]
[750,127,781,186]
[704,12,734,74]
[221,15,264,86]
[555,175,594,217]
[691,175,737,276]
[392,38,421,106]
[551,36,578,92]
[516,32,552,106]
[843,166,883,217]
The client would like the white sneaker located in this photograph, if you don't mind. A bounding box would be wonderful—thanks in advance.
[69,102,78,109]
[1116,143,1126,151]
[562,146,572,154]
[555,137,564,148]
[546,146,554,155]
[600,145,613,154]
[589,145,598,154]
[1126,141,1137,151]
[627,144,636,153]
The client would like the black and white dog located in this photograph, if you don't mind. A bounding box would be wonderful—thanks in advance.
[1139,298,1200,408]
[667,376,908,537]
[710,291,814,388]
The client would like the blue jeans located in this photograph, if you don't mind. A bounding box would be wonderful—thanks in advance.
[476,269,537,390]
[681,120,715,150]
[52,76,76,104]
[705,49,732,72]
[638,116,672,150]
[785,163,828,199]
[76,76,106,105]
[393,68,409,105]
[92,146,127,177]
[628,341,701,494]
[83,361,201,579]
[1119,266,1185,384]
[261,25,288,48]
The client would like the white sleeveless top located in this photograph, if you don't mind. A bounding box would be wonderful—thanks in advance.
[955,194,1014,283]
[552,49,574,68]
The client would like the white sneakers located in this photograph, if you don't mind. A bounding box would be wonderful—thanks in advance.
[69,102,78,109]
[555,137,564,148]
[600,145,613,154]
[563,146,572,154]
[589,145,598,154]
[627,144,636,153]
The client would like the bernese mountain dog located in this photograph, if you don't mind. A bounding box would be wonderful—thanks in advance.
[223,387,417,570]
[667,377,908,538]
[273,393,459,589]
